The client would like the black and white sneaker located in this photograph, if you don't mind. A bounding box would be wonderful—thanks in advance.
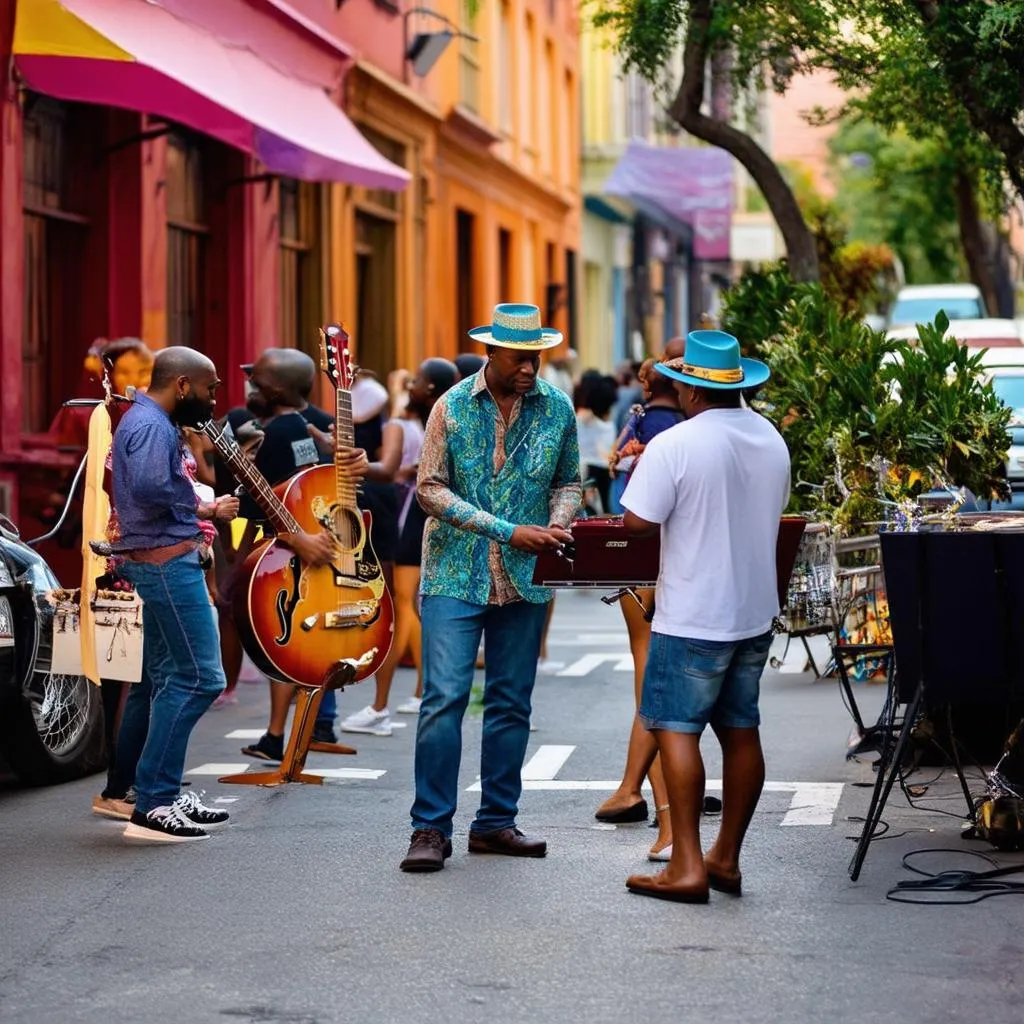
[174,789,230,829]
[123,805,210,843]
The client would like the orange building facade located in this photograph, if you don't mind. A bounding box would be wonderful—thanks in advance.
[324,0,582,377]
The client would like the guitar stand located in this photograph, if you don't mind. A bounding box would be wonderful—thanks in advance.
[219,654,375,788]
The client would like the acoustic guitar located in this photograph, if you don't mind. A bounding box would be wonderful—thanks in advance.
[200,357,394,685]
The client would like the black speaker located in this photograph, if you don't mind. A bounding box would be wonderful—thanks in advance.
[881,531,1024,709]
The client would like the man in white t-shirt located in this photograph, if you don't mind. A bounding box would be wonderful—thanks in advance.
[620,330,790,904]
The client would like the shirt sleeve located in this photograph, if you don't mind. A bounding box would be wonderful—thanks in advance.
[416,397,517,544]
[548,408,583,529]
[621,433,676,525]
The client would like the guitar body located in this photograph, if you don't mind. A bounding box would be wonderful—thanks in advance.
[234,468,394,686]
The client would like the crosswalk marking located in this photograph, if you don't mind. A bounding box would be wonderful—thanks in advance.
[188,763,251,775]
[307,768,387,780]
[779,783,844,826]
[522,745,576,781]
[557,653,633,677]
[225,729,266,739]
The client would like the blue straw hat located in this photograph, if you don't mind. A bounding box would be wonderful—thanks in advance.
[655,329,770,390]
[468,303,563,351]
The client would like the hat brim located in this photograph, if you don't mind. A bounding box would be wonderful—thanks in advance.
[654,357,770,391]
[468,326,564,351]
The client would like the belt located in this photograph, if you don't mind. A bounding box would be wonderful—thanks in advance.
[123,539,200,565]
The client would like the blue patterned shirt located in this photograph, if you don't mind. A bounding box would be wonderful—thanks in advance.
[417,369,582,605]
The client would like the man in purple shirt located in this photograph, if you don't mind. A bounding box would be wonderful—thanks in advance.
[112,347,237,843]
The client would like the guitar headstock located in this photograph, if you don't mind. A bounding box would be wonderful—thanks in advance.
[319,323,356,392]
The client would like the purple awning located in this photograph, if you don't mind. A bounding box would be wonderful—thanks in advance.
[604,143,734,259]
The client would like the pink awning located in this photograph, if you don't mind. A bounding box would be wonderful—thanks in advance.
[14,0,409,190]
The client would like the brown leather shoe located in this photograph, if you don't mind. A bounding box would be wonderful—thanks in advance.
[625,872,709,904]
[399,829,453,872]
[468,827,547,858]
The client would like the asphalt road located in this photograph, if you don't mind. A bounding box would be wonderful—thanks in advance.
[2,591,1024,1024]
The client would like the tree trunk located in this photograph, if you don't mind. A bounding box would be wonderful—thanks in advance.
[953,171,1001,317]
[669,0,819,283]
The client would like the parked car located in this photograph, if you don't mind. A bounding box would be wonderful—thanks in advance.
[887,283,988,329]
[0,514,105,785]
[986,368,1024,493]
[887,317,1024,355]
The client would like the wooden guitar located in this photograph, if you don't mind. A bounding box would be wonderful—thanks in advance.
[200,358,394,685]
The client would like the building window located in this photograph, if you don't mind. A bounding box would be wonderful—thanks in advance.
[354,126,405,377]
[279,179,322,356]
[625,72,652,140]
[166,133,208,349]
[539,40,553,174]
[456,210,476,351]
[22,95,90,433]
[460,0,480,113]
[521,14,536,154]
[497,1,514,134]
[558,69,572,186]
[498,228,512,299]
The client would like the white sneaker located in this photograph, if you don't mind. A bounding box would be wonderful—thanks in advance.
[537,658,565,675]
[341,705,393,736]
[396,697,422,715]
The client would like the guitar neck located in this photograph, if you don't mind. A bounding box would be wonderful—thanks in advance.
[200,421,301,535]
[334,387,358,510]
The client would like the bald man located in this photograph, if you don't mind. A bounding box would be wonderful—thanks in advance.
[111,347,238,843]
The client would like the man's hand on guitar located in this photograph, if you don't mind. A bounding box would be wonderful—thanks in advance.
[509,525,569,552]
[284,529,339,568]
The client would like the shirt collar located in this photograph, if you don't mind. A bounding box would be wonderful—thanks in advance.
[471,366,541,400]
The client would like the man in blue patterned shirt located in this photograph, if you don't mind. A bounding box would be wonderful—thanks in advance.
[400,304,582,872]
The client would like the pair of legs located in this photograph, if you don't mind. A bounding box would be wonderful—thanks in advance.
[410,596,548,838]
[364,564,422,712]
[118,551,226,815]
[628,631,771,897]
[595,589,671,854]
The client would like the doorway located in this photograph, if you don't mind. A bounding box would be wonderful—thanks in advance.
[456,209,476,350]
[355,211,397,378]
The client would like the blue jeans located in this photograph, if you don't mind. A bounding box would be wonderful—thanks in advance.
[411,596,548,838]
[118,551,225,814]
[102,667,152,799]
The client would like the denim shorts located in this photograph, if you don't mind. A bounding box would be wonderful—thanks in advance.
[639,630,774,734]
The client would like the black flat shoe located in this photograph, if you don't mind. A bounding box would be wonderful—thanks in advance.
[595,799,649,823]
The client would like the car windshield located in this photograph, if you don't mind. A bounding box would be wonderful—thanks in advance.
[889,297,984,325]
[991,376,1024,420]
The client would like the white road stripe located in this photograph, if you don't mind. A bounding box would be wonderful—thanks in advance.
[557,653,634,677]
[187,763,251,775]
[779,783,844,826]
[307,768,387,780]
[225,729,266,739]
[465,777,844,826]
[521,745,576,780]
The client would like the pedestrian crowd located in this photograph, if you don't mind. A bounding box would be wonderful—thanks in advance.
[72,300,790,905]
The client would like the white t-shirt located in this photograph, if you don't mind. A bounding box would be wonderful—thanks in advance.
[621,407,791,641]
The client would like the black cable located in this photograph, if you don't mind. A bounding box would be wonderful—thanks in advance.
[886,848,1024,905]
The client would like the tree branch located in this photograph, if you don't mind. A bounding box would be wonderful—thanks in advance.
[669,0,819,281]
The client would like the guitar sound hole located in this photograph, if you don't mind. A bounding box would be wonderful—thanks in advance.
[331,507,362,551]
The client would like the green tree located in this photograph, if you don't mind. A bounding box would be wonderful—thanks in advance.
[593,1,1024,291]
[828,120,964,286]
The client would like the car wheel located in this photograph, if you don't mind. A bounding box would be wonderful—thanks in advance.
[0,668,106,786]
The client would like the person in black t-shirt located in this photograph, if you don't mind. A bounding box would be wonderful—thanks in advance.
[211,349,367,738]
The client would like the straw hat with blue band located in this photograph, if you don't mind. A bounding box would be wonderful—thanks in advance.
[655,329,770,391]
[468,303,563,351]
